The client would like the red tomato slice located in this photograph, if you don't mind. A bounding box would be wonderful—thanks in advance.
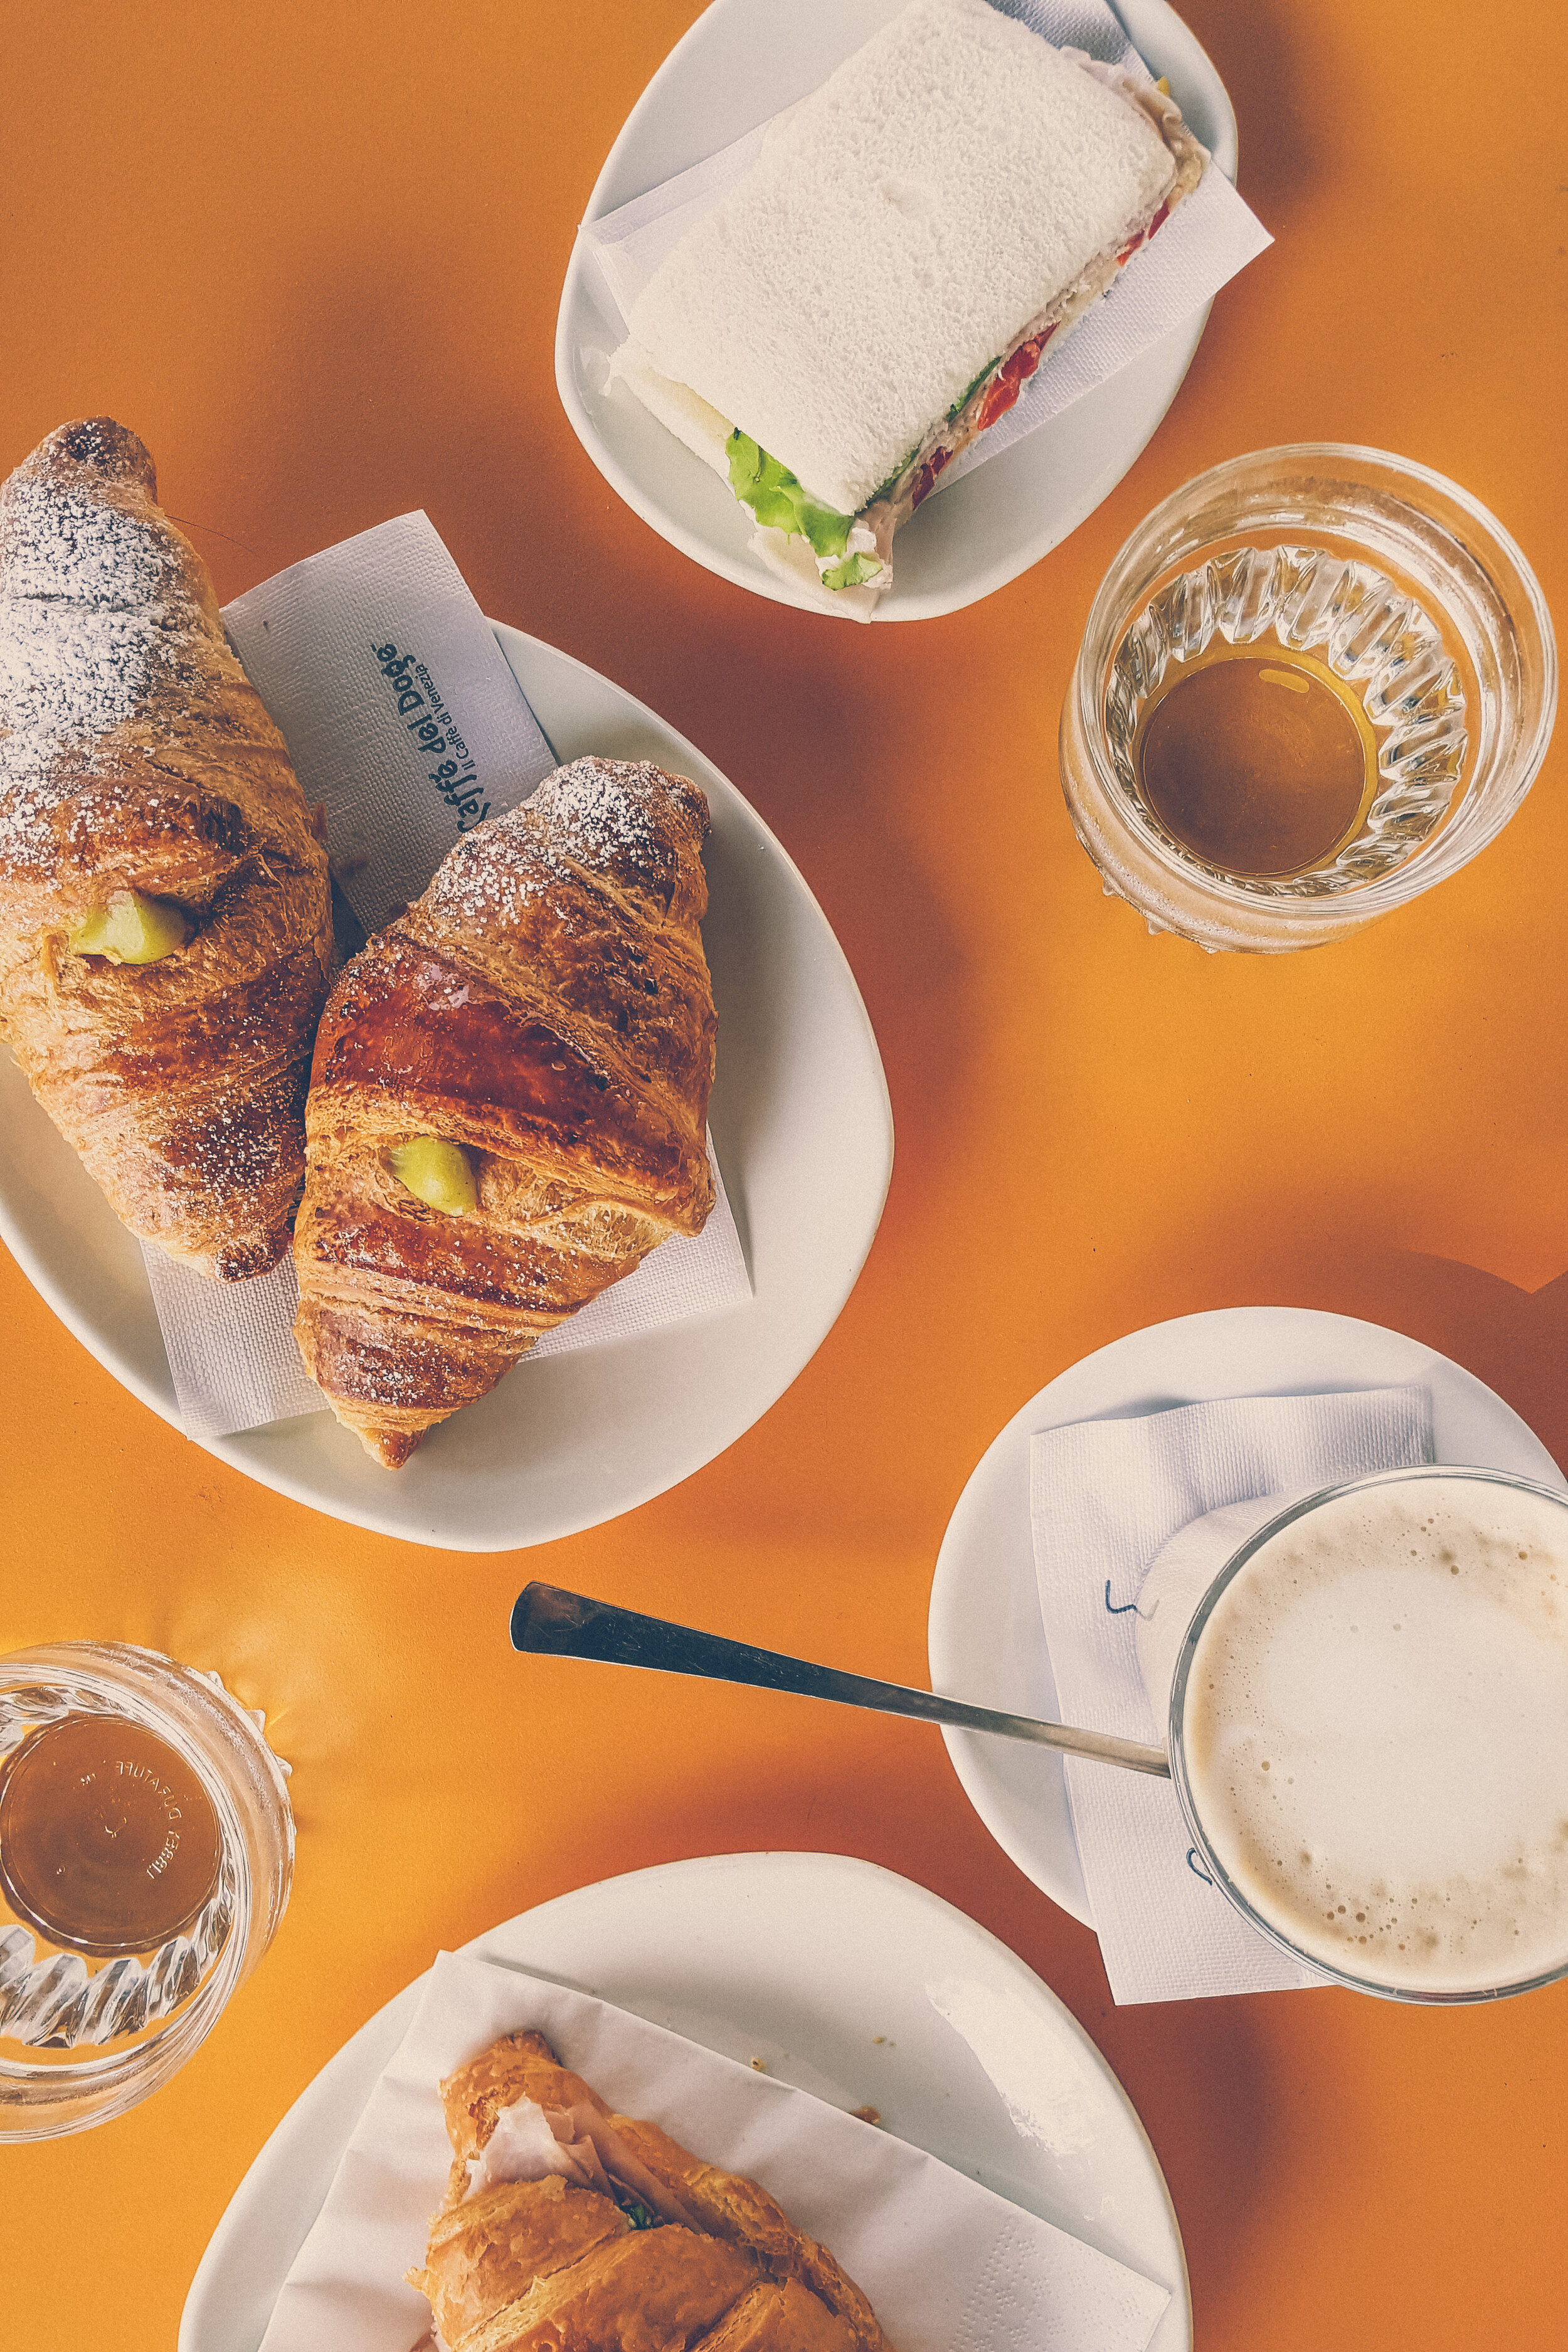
[910,444,952,510]
[1118,203,1170,266]
[975,322,1057,433]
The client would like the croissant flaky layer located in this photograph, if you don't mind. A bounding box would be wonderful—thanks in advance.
[410,2028,892,2352]
[0,418,334,1277]
[293,757,718,1465]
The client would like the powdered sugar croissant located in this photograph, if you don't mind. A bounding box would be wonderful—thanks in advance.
[293,757,716,1466]
[0,419,334,1277]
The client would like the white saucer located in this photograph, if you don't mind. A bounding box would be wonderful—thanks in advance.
[927,1306,1565,1925]
[0,628,893,1552]
[178,1853,1190,2352]
[554,0,1238,622]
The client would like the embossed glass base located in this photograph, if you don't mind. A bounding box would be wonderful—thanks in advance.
[1106,544,1468,894]
[1061,447,1556,951]
[0,1644,292,2139]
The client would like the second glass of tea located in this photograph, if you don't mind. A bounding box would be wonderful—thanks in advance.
[1059,445,1557,951]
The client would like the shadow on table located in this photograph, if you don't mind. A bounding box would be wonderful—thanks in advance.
[1156,1236,1568,1476]
[1183,0,1323,217]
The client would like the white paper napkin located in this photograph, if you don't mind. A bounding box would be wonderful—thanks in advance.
[1029,1384,1434,2005]
[259,1950,1171,2352]
[144,1248,325,1439]
[580,0,1273,490]
[225,511,559,935]
[140,511,750,1442]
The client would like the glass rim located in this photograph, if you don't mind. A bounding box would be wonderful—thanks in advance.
[1073,442,1559,923]
[1165,1462,1568,2005]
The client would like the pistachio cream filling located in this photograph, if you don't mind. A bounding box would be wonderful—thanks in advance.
[389,1138,477,1215]
[68,891,191,965]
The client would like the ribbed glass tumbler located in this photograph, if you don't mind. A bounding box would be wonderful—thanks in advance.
[1059,445,1557,951]
[0,1641,293,2139]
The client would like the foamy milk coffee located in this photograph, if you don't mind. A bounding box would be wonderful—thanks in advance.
[1172,1471,1568,1996]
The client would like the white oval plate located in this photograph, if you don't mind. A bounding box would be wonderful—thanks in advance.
[554,0,1238,623]
[0,627,893,1552]
[928,1306,1565,1924]
[179,1852,1190,2352]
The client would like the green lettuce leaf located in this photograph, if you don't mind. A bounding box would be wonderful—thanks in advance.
[726,432,854,560]
[868,445,920,506]
[820,553,884,591]
[948,357,1001,420]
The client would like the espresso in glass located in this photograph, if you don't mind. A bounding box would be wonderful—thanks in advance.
[0,1715,223,1954]
[1168,1470,1568,2000]
[1133,643,1380,879]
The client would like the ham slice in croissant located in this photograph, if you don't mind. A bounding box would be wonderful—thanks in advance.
[0,418,334,1277]
[293,757,716,1466]
[410,2029,891,2352]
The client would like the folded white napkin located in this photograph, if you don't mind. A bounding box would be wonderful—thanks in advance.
[1029,1385,1434,2004]
[581,0,1272,492]
[259,1949,1171,2352]
[226,510,560,933]
[140,511,750,1442]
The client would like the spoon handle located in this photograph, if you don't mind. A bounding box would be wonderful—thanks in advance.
[510,1583,1170,1778]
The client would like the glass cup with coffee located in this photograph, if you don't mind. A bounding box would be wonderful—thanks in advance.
[1137,1466,1568,2001]
[0,1641,293,2137]
[1059,447,1557,951]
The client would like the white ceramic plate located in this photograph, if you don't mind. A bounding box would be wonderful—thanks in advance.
[554,0,1238,623]
[178,1852,1191,2352]
[928,1307,1565,1924]
[0,627,893,1552]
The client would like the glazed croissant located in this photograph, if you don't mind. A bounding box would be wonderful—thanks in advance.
[0,419,334,1278]
[410,2029,893,2352]
[293,757,716,1466]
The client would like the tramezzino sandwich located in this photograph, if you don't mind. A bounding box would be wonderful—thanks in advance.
[610,0,1206,617]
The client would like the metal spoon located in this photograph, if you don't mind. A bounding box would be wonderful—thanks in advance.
[510,1582,1170,1777]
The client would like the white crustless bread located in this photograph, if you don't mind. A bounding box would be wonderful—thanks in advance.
[621,0,1188,521]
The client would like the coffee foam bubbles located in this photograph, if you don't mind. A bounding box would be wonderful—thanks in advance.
[1182,1476,1568,1993]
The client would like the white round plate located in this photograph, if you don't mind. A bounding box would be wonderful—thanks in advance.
[179,1852,1190,2352]
[928,1306,1565,1924]
[0,627,892,1552]
[554,0,1239,623]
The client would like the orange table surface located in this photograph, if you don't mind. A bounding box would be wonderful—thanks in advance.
[2,0,1565,2343]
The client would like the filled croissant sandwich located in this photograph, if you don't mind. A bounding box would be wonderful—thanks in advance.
[293,756,716,1465]
[0,418,334,1276]
[411,2028,894,2352]
[612,0,1206,616]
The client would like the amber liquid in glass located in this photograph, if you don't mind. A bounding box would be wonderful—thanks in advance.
[0,1716,221,1956]
[1134,647,1378,879]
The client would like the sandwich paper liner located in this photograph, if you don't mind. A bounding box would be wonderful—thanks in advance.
[1029,1384,1434,2006]
[579,0,1273,502]
[140,511,750,1443]
[257,1949,1172,2352]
